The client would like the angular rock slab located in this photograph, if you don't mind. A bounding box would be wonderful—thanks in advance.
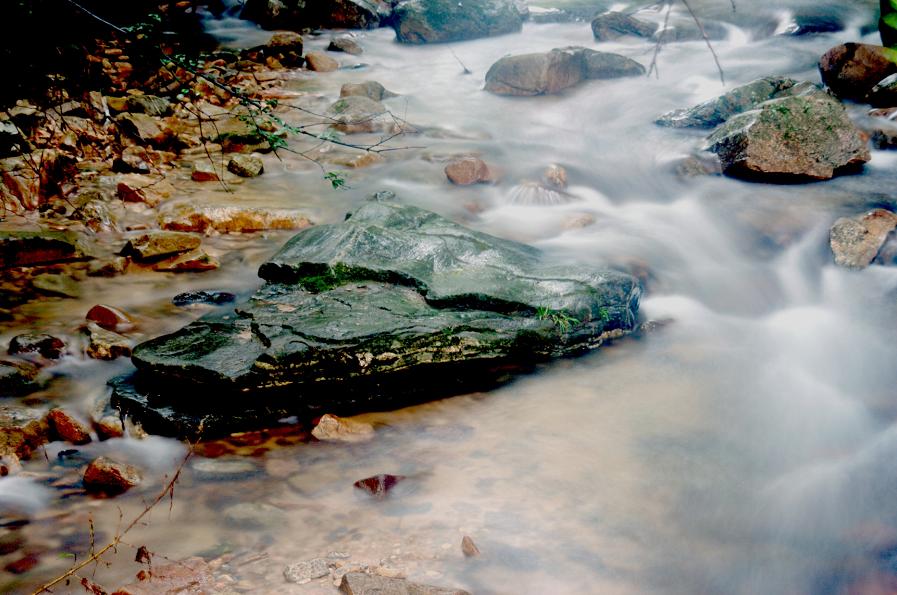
[114,202,639,437]
[704,95,870,181]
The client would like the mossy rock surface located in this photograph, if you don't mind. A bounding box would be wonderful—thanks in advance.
[704,95,870,181]
[114,201,640,436]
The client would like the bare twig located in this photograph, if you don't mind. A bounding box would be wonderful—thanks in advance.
[679,0,726,85]
[31,428,201,595]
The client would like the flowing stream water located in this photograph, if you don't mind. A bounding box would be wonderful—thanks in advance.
[6,1,897,593]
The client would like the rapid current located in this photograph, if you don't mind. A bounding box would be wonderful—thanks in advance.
[6,0,897,593]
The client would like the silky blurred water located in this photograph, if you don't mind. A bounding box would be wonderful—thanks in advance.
[7,1,897,593]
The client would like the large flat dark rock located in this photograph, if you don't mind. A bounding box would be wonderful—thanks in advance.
[113,201,640,437]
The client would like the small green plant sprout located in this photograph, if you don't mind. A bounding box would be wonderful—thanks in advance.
[597,307,610,322]
[324,171,348,190]
[536,306,580,333]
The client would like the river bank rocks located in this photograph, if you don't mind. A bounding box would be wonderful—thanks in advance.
[340,572,470,595]
[485,47,645,96]
[393,0,525,44]
[819,43,897,102]
[243,0,391,31]
[0,231,90,268]
[112,200,640,437]
[704,95,869,181]
[158,201,312,234]
[830,209,897,269]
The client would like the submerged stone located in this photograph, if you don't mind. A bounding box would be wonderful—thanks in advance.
[112,201,639,437]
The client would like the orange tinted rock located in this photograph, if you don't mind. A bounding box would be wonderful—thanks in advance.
[445,157,492,185]
[47,408,92,445]
[83,456,141,494]
[305,52,339,72]
[86,304,134,332]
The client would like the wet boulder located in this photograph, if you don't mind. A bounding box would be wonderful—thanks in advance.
[0,407,48,459]
[227,154,264,178]
[445,157,494,185]
[485,47,644,96]
[829,209,897,269]
[485,48,584,96]
[657,77,825,129]
[591,11,655,41]
[339,573,470,595]
[867,73,897,108]
[47,408,92,445]
[0,231,89,268]
[112,201,639,437]
[704,95,870,181]
[121,231,202,261]
[83,456,141,494]
[305,51,340,72]
[0,359,41,396]
[819,43,897,102]
[340,81,397,101]
[325,96,401,134]
[329,36,363,55]
[393,0,525,44]
[8,333,65,359]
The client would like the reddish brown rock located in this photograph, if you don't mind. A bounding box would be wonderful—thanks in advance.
[353,474,406,499]
[83,456,141,494]
[94,415,125,440]
[445,157,493,185]
[47,408,92,445]
[86,304,135,332]
[8,333,65,359]
[116,175,175,207]
[191,161,221,182]
[461,535,480,557]
[819,43,897,101]
[306,52,339,72]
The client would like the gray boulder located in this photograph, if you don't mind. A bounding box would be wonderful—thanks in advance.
[485,47,644,96]
[112,201,640,437]
[591,12,655,41]
[830,209,897,269]
[393,0,525,44]
[657,77,826,129]
[704,95,870,181]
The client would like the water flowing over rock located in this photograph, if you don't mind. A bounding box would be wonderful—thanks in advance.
[591,12,655,41]
[819,43,897,102]
[340,81,397,101]
[656,77,825,129]
[485,47,644,96]
[704,95,870,181]
[112,201,640,437]
[392,0,525,44]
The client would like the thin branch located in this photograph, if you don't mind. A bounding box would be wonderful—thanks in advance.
[647,1,674,79]
[679,0,726,85]
[31,428,201,595]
